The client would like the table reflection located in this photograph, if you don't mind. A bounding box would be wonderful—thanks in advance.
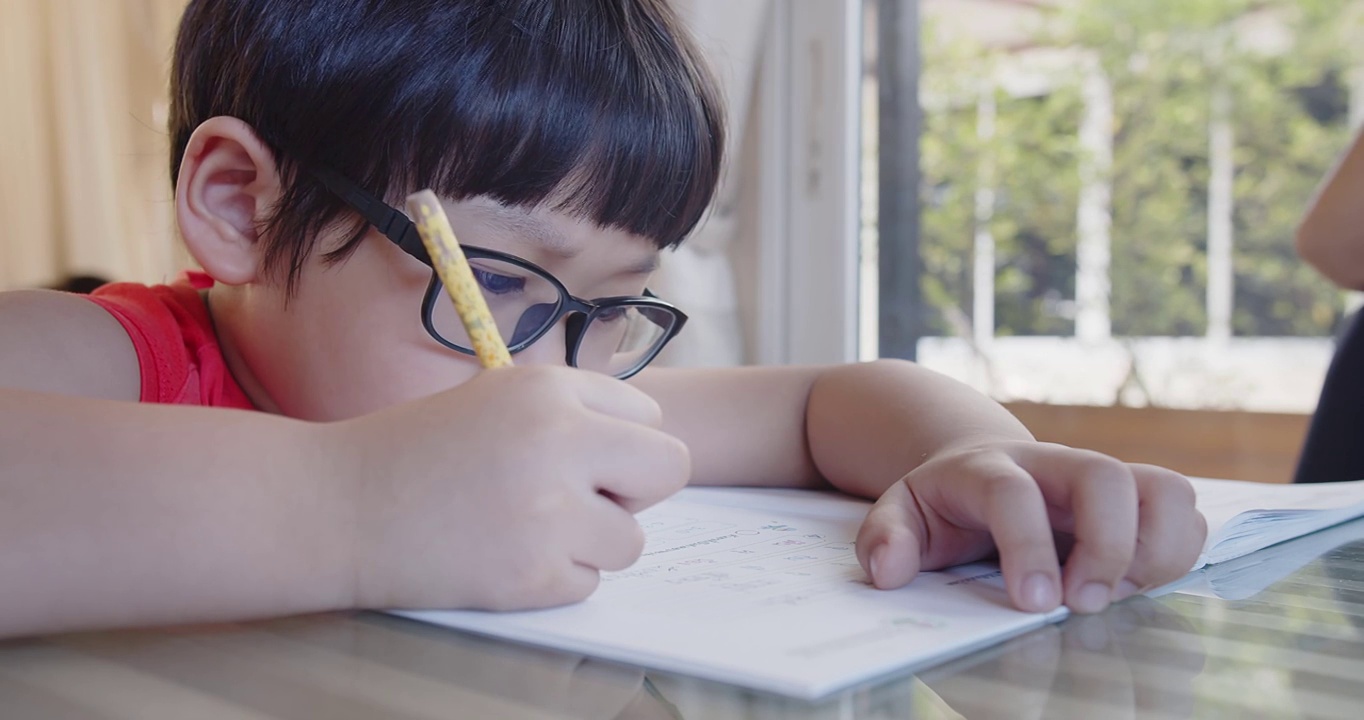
[2,525,1363,719]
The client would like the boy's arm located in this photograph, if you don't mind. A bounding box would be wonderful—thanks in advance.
[0,290,142,401]
[1,291,688,637]
[0,291,355,636]
[0,388,355,636]
[1297,127,1364,290]
[630,364,826,489]
[636,360,1204,614]
[632,360,1031,493]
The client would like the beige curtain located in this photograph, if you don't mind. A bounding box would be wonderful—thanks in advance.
[0,0,189,291]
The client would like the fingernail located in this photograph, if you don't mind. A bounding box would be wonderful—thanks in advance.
[1022,572,1058,611]
[870,544,888,586]
[1114,579,1142,602]
[1073,582,1112,614]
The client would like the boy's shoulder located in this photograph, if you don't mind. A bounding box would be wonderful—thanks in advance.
[88,274,215,354]
[85,275,253,409]
[0,286,141,401]
[0,274,253,409]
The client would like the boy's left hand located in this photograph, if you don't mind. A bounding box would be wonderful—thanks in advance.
[853,440,1207,614]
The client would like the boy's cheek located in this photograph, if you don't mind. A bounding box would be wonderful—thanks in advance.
[253,331,484,421]
[271,262,482,418]
[318,354,485,420]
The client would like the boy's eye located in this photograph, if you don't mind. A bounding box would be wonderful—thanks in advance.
[595,306,629,323]
[471,266,525,295]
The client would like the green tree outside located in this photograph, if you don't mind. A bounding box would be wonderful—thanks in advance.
[919,0,1361,338]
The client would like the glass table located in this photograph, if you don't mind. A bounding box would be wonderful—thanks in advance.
[3,519,1363,719]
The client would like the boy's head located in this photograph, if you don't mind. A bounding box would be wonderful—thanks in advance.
[167,0,725,419]
[171,0,724,290]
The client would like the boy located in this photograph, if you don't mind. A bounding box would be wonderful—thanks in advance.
[0,0,1205,638]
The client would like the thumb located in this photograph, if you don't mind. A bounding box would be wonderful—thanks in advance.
[855,481,926,590]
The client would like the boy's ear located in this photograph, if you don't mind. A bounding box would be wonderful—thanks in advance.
[175,117,283,286]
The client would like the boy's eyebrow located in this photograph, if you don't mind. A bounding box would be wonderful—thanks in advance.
[472,204,660,275]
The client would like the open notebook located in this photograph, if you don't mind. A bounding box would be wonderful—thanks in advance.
[395,477,1364,700]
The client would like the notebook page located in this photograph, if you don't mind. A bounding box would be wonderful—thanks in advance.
[395,488,1067,699]
[1165,517,1364,601]
[1189,477,1364,566]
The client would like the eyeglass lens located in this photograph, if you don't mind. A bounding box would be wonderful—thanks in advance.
[427,255,676,376]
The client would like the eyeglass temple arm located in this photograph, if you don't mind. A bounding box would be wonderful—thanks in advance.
[311,167,427,260]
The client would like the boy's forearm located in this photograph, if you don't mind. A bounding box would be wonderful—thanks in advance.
[0,389,356,638]
[805,359,1033,499]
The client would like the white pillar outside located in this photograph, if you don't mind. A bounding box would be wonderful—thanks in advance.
[1075,55,1113,343]
[1206,83,1235,344]
[972,85,997,350]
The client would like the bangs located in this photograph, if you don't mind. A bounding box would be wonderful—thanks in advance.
[404,2,726,250]
[171,1,725,290]
[179,2,726,295]
[172,0,725,291]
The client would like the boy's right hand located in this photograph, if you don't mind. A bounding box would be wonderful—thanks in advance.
[330,366,690,612]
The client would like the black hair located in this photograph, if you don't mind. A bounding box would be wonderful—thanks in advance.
[47,274,111,295]
[169,0,725,291]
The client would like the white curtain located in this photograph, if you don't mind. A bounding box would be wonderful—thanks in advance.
[0,0,189,291]
[658,0,773,367]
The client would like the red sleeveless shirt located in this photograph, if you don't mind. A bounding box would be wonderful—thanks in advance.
[87,272,255,409]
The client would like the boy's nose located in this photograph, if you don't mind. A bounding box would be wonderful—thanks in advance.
[510,318,571,367]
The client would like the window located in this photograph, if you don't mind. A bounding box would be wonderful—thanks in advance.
[864,0,1361,414]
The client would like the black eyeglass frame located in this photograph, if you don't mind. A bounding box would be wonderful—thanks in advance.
[311,168,687,379]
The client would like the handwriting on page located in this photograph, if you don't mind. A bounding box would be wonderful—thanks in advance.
[603,506,883,621]
[395,489,1049,697]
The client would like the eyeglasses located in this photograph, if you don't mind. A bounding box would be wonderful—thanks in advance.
[312,169,687,379]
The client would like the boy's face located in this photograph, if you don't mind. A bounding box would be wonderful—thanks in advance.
[214,196,663,421]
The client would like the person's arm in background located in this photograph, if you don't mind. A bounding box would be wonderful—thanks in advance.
[1297,127,1364,289]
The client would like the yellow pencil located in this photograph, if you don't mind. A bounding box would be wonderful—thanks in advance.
[405,190,514,369]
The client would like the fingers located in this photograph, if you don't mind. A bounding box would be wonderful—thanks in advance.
[489,560,602,611]
[566,369,664,428]
[555,564,603,606]
[1111,465,1207,599]
[969,456,1065,613]
[588,417,691,513]
[1012,445,1139,613]
[868,443,1199,618]
[855,481,926,589]
[897,450,1064,610]
[1010,448,1213,614]
[548,367,690,512]
[858,457,1061,605]
[573,494,649,572]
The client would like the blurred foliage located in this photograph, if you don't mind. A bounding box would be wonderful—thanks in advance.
[918,0,1362,337]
